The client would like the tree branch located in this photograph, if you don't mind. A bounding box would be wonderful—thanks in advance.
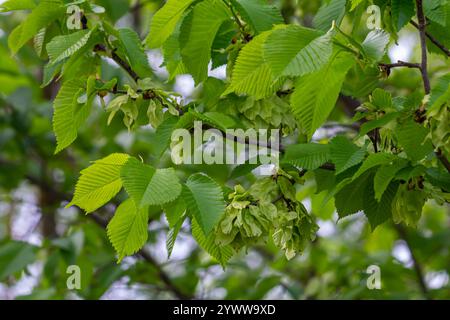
[415,0,431,95]
[379,60,421,73]
[395,224,430,299]
[435,149,450,173]
[89,212,192,299]
[410,20,450,57]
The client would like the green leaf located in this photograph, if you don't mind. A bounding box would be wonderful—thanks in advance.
[190,110,237,131]
[120,158,182,208]
[224,29,279,99]
[146,0,195,48]
[424,0,447,26]
[371,88,393,109]
[313,0,346,31]
[335,171,372,218]
[363,181,399,230]
[429,74,450,113]
[397,120,434,162]
[67,153,130,213]
[166,213,186,258]
[391,0,416,31]
[191,217,233,267]
[183,174,226,235]
[231,0,284,34]
[361,29,390,61]
[350,0,364,11]
[314,168,336,194]
[229,162,260,179]
[358,112,399,137]
[374,160,408,201]
[263,25,333,78]
[181,0,230,84]
[162,25,188,81]
[164,197,187,228]
[290,52,355,139]
[52,78,89,153]
[426,2,450,56]
[352,152,397,180]
[154,116,179,158]
[283,143,331,170]
[107,199,149,262]
[8,0,64,53]
[0,0,36,12]
[0,241,38,281]
[46,29,93,65]
[330,136,366,175]
[425,168,450,192]
[117,28,152,78]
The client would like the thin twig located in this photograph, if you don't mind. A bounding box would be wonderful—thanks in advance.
[415,0,431,94]
[395,224,430,299]
[410,20,450,57]
[90,212,192,299]
[412,0,450,173]
[435,149,450,173]
[379,60,421,71]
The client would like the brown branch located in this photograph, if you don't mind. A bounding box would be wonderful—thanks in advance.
[412,1,450,173]
[395,224,430,299]
[415,0,431,94]
[435,149,450,173]
[410,20,450,57]
[110,50,140,82]
[379,60,421,71]
[94,44,139,82]
[89,212,192,300]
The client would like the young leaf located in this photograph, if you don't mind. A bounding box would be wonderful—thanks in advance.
[358,112,399,137]
[230,0,284,34]
[291,52,355,139]
[391,0,415,31]
[52,78,88,153]
[153,116,179,158]
[352,152,397,180]
[374,161,408,201]
[0,241,38,281]
[107,198,149,262]
[183,174,226,235]
[263,25,333,78]
[330,135,366,175]
[335,171,372,218]
[224,29,279,99]
[164,197,187,228]
[117,28,152,78]
[363,181,399,230]
[0,0,37,12]
[8,0,64,53]
[283,143,331,170]
[397,120,434,162]
[166,213,186,258]
[181,0,230,84]
[67,153,130,213]
[46,29,93,65]
[361,29,390,61]
[313,0,346,31]
[120,158,182,208]
[146,0,195,48]
[191,217,233,267]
